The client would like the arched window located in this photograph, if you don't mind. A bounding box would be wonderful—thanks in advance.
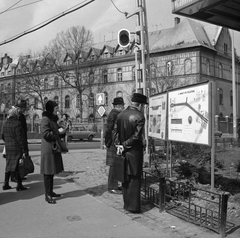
[76,94,80,108]
[54,77,59,88]
[219,112,223,119]
[89,93,94,107]
[7,83,11,91]
[65,95,70,108]
[54,96,59,104]
[219,63,223,78]
[116,91,123,97]
[89,72,94,83]
[184,59,192,74]
[44,78,48,89]
[34,97,38,109]
[206,60,210,75]
[88,114,95,123]
[102,70,108,83]
[219,88,223,105]
[104,92,108,105]
[166,61,173,76]
[230,90,233,106]
[117,68,122,81]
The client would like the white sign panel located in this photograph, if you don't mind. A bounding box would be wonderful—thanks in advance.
[148,93,167,140]
[168,82,210,145]
[96,93,105,106]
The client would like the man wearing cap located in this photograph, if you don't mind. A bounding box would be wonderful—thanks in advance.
[114,93,148,213]
[104,97,125,194]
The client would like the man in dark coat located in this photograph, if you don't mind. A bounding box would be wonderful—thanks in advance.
[105,97,125,194]
[114,93,148,213]
[11,100,29,181]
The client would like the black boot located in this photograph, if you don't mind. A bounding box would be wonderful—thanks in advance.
[16,172,28,191]
[49,175,61,198]
[44,175,56,204]
[2,172,12,190]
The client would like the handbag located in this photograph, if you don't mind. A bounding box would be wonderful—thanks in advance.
[52,139,68,154]
[19,155,35,178]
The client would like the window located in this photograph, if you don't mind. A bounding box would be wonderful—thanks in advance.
[184,59,192,74]
[44,78,48,89]
[66,58,71,65]
[65,95,70,108]
[224,43,228,54]
[34,97,38,109]
[7,83,11,91]
[54,96,59,104]
[230,90,233,106]
[206,60,210,75]
[54,77,59,88]
[89,72,94,83]
[117,68,122,81]
[116,91,123,97]
[1,72,5,76]
[102,70,108,83]
[76,94,80,108]
[166,61,173,76]
[104,92,108,105]
[219,64,223,78]
[219,88,223,105]
[7,70,11,75]
[89,93,94,107]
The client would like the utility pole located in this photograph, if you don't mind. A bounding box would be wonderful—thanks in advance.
[126,0,150,162]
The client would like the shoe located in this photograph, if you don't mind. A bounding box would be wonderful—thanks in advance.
[45,195,56,204]
[22,177,27,180]
[118,186,122,191]
[2,184,12,190]
[108,189,122,195]
[16,186,28,191]
[51,192,62,198]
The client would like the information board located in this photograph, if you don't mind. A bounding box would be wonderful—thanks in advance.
[148,93,167,140]
[168,82,210,145]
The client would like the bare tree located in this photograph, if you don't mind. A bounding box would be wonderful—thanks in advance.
[43,26,106,119]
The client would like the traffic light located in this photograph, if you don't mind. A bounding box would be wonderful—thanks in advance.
[118,29,131,48]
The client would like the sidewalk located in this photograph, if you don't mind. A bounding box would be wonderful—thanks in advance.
[1,148,239,237]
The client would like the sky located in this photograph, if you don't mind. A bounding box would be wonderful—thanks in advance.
[0,0,240,60]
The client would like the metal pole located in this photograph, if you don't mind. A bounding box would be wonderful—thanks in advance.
[232,30,237,139]
[220,193,229,237]
[100,117,104,149]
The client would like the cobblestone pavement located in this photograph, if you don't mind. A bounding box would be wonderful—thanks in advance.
[33,150,239,238]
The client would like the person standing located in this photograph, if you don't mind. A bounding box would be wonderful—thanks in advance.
[40,100,65,204]
[105,97,125,194]
[11,100,29,182]
[58,113,72,148]
[114,93,148,213]
[2,107,29,191]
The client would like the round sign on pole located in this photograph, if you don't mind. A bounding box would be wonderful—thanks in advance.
[1,103,5,112]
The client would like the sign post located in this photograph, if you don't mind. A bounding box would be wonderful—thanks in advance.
[96,94,106,149]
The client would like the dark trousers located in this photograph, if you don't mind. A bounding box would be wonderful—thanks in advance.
[122,175,141,212]
[108,166,118,190]
[44,174,54,196]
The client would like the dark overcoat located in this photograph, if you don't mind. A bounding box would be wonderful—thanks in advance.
[115,106,145,176]
[2,116,28,172]
[105,108,120,166]
[40,111,64,175]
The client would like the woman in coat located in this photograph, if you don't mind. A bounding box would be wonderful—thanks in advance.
[40,100,65,204]
[2,107,29,191]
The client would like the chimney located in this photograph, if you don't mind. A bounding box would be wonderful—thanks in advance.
[174,17,180,26]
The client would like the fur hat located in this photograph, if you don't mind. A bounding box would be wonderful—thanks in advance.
[112,97,124,105]
[131,93,148,104]
[15,99,27,108]
[45,100,58,113]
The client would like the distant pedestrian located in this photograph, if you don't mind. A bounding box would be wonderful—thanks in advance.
[2,107,29,191]
[40,100,65,204]
[104,97,125,194]
[113,93,148,213]
[58,113,72,148]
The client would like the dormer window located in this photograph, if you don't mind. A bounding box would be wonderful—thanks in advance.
[118,50,123,56]
[66,59,71,65]
[90,55,95,61]
[1,72,4,76]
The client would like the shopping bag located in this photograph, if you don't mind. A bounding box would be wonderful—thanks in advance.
[19,155,35,178]
[52,139,68,154]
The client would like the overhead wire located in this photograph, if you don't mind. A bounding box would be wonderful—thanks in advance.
[0,0,95,47]
[0,0,22,15]
[110,0,128,16]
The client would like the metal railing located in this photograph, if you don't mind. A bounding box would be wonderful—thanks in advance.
[141,170,235,237]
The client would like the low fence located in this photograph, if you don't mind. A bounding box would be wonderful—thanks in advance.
[141,170,235,237]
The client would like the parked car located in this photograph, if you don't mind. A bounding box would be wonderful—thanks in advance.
[67,126,96,141]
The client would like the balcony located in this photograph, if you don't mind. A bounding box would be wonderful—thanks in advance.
[172,0,240,31]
